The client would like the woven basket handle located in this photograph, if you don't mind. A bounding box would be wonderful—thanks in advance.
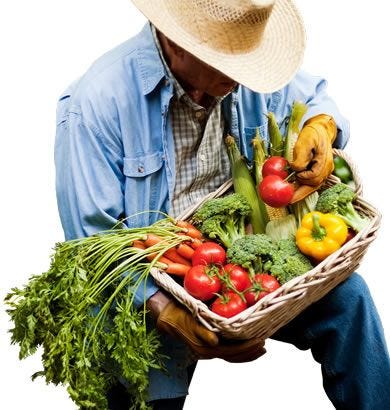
[332,148,363,196]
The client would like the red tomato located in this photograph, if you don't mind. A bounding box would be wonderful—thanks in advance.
[259,174,294,208]
[244,273,280,306]
[262,156,289,179]
[184,265,221,301]
[192,242,226,266]
[211,291,247,318]
[221,264,251,293]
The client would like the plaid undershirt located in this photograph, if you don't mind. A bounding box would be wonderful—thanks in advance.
[152,26,231,218]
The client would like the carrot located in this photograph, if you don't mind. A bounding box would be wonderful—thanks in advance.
[176,243,195,259]
[144,234,164,248]
[190,238,203,249]
[164,248,191,266]
[132,240,146,249]
[176,221,203,239]
[159,261,191,276]
[145,252,159,261]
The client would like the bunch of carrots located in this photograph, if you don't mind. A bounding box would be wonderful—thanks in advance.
[132,220,204,276]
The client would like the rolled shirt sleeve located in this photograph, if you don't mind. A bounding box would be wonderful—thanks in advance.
[267,70,350,149]
[55,103,159,308]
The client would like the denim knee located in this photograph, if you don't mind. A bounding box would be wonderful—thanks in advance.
[332,272,369,302]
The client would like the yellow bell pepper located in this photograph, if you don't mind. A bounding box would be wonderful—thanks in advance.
[296,211,348,261]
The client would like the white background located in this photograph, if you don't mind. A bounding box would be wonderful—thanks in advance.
[0,1,389,409]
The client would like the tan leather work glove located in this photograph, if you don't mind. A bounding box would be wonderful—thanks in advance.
[149,292,266,363]
[290,114,337,203]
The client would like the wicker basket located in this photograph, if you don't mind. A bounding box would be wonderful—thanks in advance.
[150,150,381,340]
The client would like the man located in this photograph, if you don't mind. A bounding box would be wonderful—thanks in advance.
[55,0,390,409]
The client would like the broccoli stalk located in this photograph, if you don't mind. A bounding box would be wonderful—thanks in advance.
[315,184,369,232]
[192,193,252,248]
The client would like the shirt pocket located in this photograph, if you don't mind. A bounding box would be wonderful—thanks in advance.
[122,151,167,227]
[244,123,268,141]
[243,123,269,159]
[56,78,80,126]
[123,151,164,177]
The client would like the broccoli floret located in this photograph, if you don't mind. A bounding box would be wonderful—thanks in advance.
[200,214,243,248]
[316,184,368,232]
[270,254,312,284]
[227,235,312,283]
[226,234,276,276]
[275,238,300,256]
[268,239,313,284]
[192,193,252,248]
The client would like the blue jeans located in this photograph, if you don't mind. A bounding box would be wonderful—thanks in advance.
[272,272,390,409]
[108,273,390,409]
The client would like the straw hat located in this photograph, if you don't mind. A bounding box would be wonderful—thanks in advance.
[131,0,306,93]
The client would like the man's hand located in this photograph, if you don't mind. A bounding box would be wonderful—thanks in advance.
[290,114,337,203]
[148,291,266,363]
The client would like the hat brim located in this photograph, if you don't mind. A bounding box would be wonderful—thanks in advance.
[132,0,306,94]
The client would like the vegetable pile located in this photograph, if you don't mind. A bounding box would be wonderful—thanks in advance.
[5,101,369,409]
[178,101,369,318]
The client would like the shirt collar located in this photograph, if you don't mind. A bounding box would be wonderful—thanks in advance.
[135,24,166,95]
[151,24,187,100]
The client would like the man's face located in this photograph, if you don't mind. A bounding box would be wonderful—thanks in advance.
[158,31,237,98]
[171,49,238,98]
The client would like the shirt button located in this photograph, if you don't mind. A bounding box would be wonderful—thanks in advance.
[195,110,205,120]
[138,166,145,173]
[199,153,206,161]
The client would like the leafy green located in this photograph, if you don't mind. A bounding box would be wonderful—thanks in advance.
[5,219,186,409]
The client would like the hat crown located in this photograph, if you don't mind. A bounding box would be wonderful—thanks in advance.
[166,0,275,53]
[197,0,275,21]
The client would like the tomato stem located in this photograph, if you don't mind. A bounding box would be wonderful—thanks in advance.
[284,171,296,182]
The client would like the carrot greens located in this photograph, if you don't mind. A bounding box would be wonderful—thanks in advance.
[5,218,189,409]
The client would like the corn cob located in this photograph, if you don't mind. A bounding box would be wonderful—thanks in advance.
[267,112,284,157]
[251,131,287,222]
[265,204,289,220]
[252,129,267,187]
[284,101,308,162]
[225,135,268,234]
[259,117,289,221]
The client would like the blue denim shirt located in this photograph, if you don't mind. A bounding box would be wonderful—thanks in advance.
[54,24,349,401]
